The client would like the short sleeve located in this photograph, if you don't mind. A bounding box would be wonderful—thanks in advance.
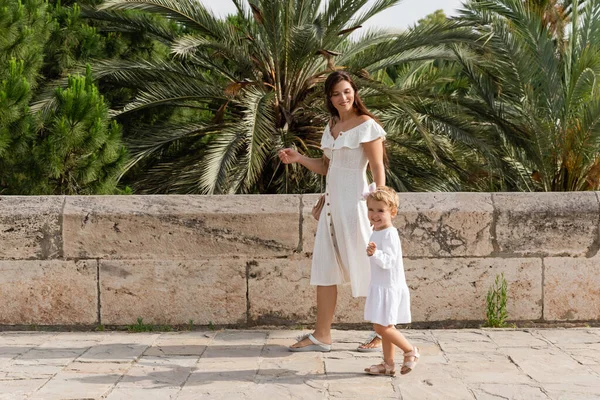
[320,124,333,150]
[359,120,386,144]
[330,119,386,150]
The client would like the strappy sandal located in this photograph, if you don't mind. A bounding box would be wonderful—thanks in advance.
[364,361,395,376]
[357,332,382,352]
[288,333,331,352]
[401,346,420,375]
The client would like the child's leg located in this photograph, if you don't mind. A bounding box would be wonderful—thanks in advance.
[377,325,413,353]
[374,324,396,365]
[377,325,419,374]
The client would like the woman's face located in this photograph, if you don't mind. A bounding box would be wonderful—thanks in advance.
[330,80,355,114]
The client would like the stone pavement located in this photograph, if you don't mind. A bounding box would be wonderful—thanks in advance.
[1,328,600,400]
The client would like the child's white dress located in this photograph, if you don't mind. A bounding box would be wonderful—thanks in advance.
[364,226,411,326]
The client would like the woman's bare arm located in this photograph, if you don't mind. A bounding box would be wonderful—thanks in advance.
[363,138,385,186]
[298,154,329,176]
[279,149,329,176]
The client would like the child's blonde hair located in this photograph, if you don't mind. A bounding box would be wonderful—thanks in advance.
[365,185,399,213]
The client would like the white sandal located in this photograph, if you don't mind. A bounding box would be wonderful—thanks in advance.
[357,332,382,352]
[364,361,396,376]
[288,333,331,352]
[401,346,420,375]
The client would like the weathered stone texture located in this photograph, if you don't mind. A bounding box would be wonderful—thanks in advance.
[248,256,542,324]
[247,255,367,324]
[2,194,600,326]
[334,288,367,324]
[0,260,97,325]
[247,256,313,324]
[494,192,600,257]
[405,258,542,321]
[3,329,600,399]
[396,192,494,257]
[544,257,600,321]
[63,195,300,260]
[303,192,495,258]
[0,197,63,260]
[100,259,246,325]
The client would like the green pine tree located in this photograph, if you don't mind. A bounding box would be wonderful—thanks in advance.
[0,0,129,194]
[0,0,51,191]
[33,66,128,194]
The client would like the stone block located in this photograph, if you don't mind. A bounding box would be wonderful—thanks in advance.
[405,258,542,321]
[335,287,367,324]
[396,192,494,257]
[472,384,549,400]
[63,195,300,260]
[0,260,97,325]
[0,197,63,260]
[303,192,495,258]
[249,256,542,324]
[247,255,367,324]
[535,328,600,347]
[247,256,313,324]
[484,329,549,347]
[100,259,246,325]
[115,355,197,388]
[493,192,599,257]
[0,379,47,398]
[503,346,598,384]
[544,258,600,320]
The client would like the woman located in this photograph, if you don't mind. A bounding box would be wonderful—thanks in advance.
[278,71,387,352]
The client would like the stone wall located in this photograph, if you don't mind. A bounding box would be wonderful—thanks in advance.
[0,193,599,327]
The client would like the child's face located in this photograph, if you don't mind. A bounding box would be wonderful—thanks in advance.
[367,198,396,231]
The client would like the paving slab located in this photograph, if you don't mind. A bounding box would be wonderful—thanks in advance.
[0,328,598,399]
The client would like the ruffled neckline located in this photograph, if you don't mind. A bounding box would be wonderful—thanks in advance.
[321,118,385,151]
[327,118,374,140]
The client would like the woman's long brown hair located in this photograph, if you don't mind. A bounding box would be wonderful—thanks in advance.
[324,71,388,166]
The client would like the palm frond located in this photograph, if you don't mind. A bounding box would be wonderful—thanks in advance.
[99,0,226,37]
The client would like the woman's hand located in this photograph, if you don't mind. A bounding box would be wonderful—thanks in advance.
[278,148,301,164]
[367,242,376,256]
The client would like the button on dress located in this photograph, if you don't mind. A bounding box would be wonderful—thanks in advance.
[310,118,387,297]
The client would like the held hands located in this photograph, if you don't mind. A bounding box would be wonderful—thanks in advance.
[278,148,301,164]
[366,242,376,257]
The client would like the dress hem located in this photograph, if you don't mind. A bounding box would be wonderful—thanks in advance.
[365,319,412,326]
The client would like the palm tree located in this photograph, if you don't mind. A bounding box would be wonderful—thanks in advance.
[70,0,480,194]
[525,0,589,47]
[450,0,600,191]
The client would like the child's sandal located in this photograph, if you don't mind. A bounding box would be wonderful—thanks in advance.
[364,361,396,376]
[401,346,420,375]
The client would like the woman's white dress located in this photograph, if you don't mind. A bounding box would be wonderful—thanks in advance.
[364,226,411,326]
[311,118,386,297]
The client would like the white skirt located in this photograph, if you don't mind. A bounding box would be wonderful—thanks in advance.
[364,285,411,326]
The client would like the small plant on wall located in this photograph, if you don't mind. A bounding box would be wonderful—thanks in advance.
[485,273,508,328]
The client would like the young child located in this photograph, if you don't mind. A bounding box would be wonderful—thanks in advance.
[362,184,419,376]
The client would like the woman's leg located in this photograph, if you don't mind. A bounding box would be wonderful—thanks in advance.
[290,285,337,348]
[314,285,337,341]
[357,334,382,351]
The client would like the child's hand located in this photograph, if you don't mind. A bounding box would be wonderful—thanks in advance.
[366,242,376,256]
